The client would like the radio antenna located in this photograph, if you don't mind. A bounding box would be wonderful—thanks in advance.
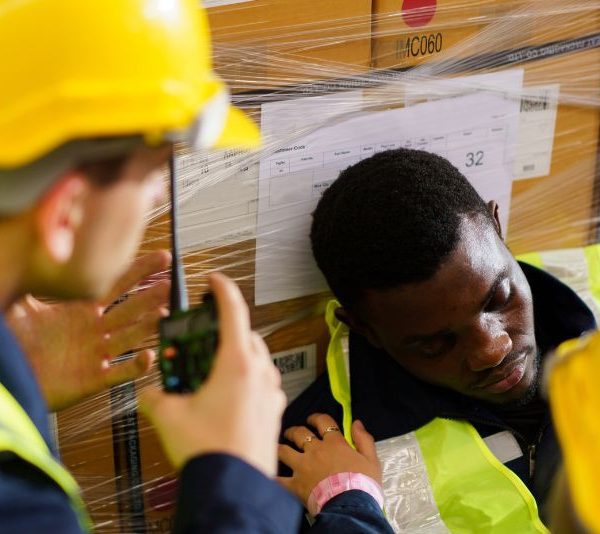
[169,152,189,312]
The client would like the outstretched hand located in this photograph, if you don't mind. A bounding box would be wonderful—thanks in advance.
[7,250,171,412]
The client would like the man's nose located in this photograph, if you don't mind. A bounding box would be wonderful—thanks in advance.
[466,318,513,372]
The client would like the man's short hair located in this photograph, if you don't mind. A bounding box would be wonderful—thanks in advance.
[310,148,494,310]
[0,137,140,216]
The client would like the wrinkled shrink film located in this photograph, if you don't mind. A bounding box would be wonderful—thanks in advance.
[51,1,600,532]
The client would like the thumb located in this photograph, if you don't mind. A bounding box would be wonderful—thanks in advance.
[137,385,173,424]
[351,420,378,464]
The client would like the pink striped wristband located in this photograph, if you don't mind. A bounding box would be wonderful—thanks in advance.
[307,472,385,516]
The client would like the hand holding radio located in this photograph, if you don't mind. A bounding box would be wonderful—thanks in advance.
[140,273,286,477]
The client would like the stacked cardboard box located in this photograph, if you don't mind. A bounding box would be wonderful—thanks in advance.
[208,0,372,91]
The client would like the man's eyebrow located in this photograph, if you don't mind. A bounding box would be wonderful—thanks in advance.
[480,266,510,310]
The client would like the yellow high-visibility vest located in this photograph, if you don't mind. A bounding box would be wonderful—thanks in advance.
[0,382,91,532]
[325,300,547,533]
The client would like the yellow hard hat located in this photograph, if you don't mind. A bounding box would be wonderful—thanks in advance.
[0,0,260,170]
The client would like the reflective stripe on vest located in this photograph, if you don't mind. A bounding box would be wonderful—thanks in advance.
[325,301,548,533]
[0,383,91,532]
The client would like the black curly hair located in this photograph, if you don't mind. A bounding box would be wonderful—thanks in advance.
[310,148,495,310]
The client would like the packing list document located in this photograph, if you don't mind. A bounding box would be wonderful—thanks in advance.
[255,80,523,305]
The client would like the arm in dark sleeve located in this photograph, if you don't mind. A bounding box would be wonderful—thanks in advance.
[309,490,394,534]
[174,453,302,534]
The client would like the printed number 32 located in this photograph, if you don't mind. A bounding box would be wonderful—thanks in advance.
[466,150,484,167]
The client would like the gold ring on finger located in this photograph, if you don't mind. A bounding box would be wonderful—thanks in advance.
[301,435,316,450]
[323,426,341,434]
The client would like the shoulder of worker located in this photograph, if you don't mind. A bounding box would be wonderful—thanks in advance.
[174,453,302,534]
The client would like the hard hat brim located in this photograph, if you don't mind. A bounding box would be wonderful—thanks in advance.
[213,105,262,150]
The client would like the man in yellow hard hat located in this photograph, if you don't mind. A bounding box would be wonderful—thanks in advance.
[0,1,394,532]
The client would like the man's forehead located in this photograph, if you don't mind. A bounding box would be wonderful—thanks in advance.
[361,216,509,335]
[450,215,505,279]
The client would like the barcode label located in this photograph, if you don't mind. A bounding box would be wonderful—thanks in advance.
[515,83,560,180]
[520,94,550,113]
[271,344,317,404]
[274,351,307,375]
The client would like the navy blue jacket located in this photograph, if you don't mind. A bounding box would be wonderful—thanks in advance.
[0,313,391,533]
[283,263,596,525]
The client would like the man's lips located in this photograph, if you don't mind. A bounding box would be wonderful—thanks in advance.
[471,352,528,392]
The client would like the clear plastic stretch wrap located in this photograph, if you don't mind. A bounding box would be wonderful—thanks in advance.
[52,0,600,531]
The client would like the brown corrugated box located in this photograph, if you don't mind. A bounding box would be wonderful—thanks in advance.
[208,0,372,91]
[508,48,600,253]
[371,0,599,70]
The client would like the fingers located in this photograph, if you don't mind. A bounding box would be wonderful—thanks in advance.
[102,250,171,307]
[351,420,379,464]
[104,350,156,388]
[137,386,168,419]
[307,413,344,442]
[284,425,319,450]
[137,384,185,420]
[278,444,301,469]
[250,331,269,359]
[103,280,169,331]
[209,273,251,348]
[105,310,164,356]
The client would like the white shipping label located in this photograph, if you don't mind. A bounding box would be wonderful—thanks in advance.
[272,344,317,404]
[256,70,523,305]
[514,84,560,180]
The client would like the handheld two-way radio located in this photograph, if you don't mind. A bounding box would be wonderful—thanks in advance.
[158,154,218,393]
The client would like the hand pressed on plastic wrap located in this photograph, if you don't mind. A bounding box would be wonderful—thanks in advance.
[278,413,382,507]
[139,273,286,478]
[6,250,171,412]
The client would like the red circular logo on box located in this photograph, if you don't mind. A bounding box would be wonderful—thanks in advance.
[402,0,437,27]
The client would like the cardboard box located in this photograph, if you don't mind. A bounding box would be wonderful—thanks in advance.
[507,48,600,253]
[371,0,599,70]
[207,0,373,91]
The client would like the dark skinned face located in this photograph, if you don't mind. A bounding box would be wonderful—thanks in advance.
[344,214,538,405]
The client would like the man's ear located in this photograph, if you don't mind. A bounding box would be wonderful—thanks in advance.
[34,171,88,264]
[487,200,503,240]
[334,306,383,349]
